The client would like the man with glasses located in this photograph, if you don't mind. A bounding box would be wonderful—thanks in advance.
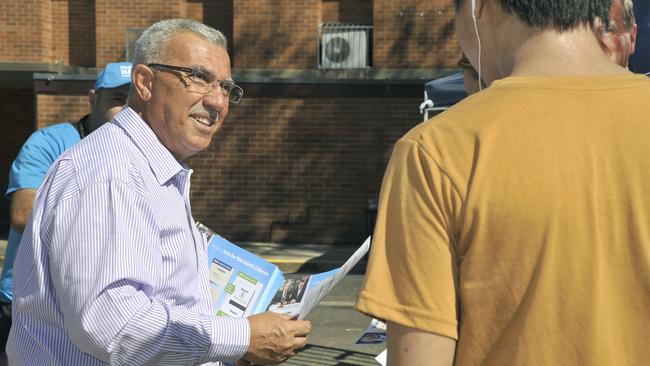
[595,0,637,68]
[7,19,310,366]
[0,61,131,354]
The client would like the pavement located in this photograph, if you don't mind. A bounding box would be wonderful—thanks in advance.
[238,241,368,274]
[0,238,368,274]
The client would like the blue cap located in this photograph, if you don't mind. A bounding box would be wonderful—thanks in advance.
[93,62,132,91]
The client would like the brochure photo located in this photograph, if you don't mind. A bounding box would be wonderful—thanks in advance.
[198,222,370,320]
[354,318,387,345]
[268,275,311,318]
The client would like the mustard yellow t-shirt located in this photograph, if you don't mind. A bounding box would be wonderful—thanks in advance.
[356,75,650,365]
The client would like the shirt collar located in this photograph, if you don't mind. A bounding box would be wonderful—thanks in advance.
[112,107,188,186]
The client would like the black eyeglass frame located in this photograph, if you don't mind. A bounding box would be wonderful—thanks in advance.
[146,63,243,104]
[457,57,474,70]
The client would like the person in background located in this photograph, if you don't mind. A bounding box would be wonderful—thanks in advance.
[595,0,637,67]
[356,0,650,364]
[458,54,482,94]
[7,18,310,366]
[0,61,132,353]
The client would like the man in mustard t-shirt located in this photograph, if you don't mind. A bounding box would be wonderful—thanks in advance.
[356,0,650,365]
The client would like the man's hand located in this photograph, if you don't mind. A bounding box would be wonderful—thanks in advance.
[243,311,311,365]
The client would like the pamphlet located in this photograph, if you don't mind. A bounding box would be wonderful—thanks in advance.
[354,318,387,345]
[198,222,370,319]
[375,349,387,366]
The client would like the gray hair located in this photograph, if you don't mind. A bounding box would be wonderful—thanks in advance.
[132,19,228,65]
[621,0,636,30]
[603,0,636,32]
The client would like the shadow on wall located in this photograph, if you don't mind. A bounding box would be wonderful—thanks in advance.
[194,0,235,59]
[68,0,96,67]
[233,2,318,69]
[384,3,457,69]
[337,0,373,24]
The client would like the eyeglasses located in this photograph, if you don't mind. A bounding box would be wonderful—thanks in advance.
[458,57,474,71]
[147,63,244,104]
[458,56,478,77]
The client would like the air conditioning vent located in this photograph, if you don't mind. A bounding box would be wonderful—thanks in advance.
[319,24,371,69]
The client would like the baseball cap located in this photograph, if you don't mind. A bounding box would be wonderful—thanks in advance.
[93,62,132,91]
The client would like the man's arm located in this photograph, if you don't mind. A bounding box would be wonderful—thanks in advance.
[9,189,37,233]
[43,175,309,365]
[387,321,456,366]
[43,178,248,364]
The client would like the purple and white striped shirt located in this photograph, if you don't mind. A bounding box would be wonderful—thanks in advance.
[7,107,249,365]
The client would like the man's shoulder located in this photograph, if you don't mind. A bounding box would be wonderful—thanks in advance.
[64,124,149,190]
[9,122,81,187]
[406,73,650,141]
[23,122,80,151]
[32,122,80,141]
[401,91,494,152]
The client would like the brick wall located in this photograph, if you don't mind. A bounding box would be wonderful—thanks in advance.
[92,0,234,66]
[0,0,460,69]
[51,0,70,65]
[0,0,460,242]
[95,0,184,66]
[374,0,459,69]
[322,0,373,24]
[36,94,90,128]
[233,0,320,69]
[0,90,35,228]
[0,0,52,62]
[185,0,234,56]
[69,0,97,66]
[188,96,422,244]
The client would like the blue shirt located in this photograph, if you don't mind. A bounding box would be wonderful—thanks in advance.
[7,107,250,365]
[1,122,81,302]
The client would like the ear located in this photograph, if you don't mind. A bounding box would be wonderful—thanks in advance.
[132,64,155,101]
[87,89,97,112]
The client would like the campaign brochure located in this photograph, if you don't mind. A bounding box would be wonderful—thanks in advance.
[197,222,370,319]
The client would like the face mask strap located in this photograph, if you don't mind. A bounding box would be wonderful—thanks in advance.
[472,0,483,90]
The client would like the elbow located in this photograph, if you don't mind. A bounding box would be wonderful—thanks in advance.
[10,214,28,233]
[65,317,113,363]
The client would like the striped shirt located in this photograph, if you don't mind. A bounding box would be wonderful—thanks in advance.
[7,107,249,365]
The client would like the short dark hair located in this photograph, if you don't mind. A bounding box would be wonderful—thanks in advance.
[455,0,611,31]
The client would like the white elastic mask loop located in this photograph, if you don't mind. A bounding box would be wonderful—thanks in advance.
[472,0,483,90]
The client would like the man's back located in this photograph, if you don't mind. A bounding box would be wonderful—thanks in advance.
[357,74,650,364]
